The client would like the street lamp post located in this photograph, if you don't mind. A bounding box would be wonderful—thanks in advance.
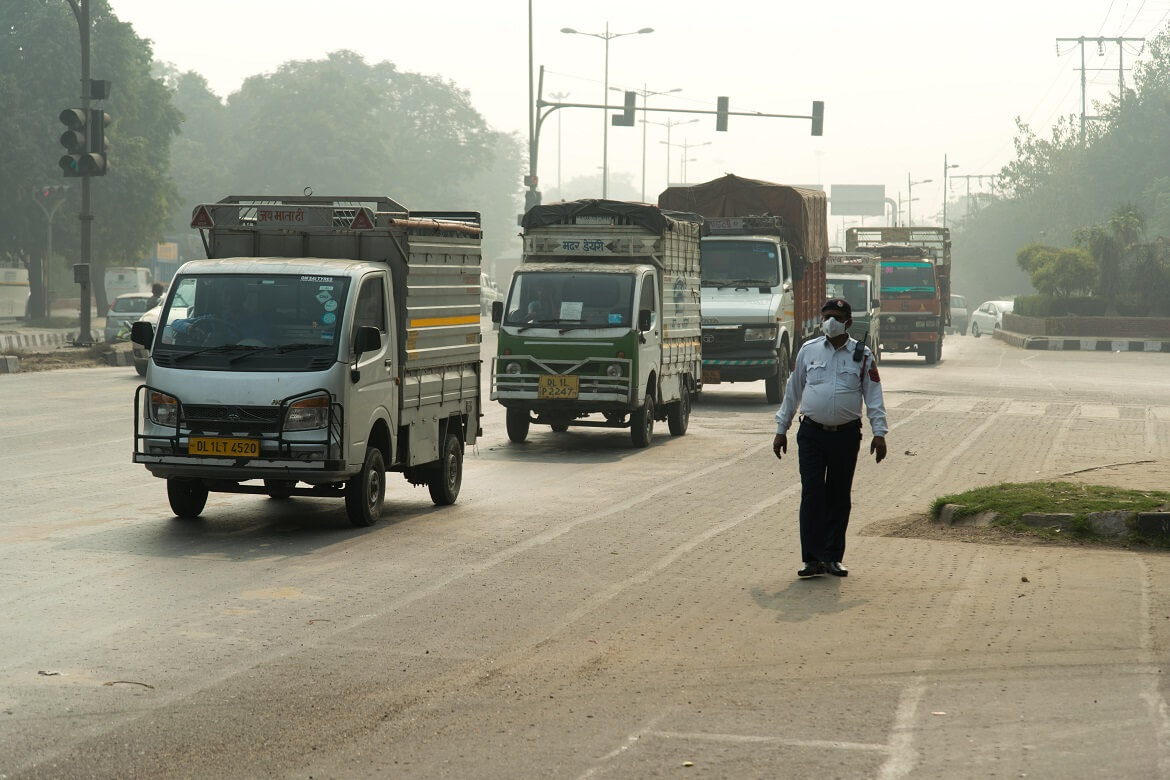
[644,117,697,189]
[660,138,710,185]
[561,23,654,198]
[942,154,959,230]
[549,91,570,197]
[907,174,933,227]
[612,84,679,201]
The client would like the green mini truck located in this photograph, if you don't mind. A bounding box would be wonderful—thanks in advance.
[491,199,703,448]
[827,251,882,360]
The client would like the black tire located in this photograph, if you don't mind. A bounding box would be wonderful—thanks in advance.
[765,345,790,404]
[264,479,294,499]
[167,478,208,519]
[134,360,147,377]
[667,385,690,436]
[345,446,385,527]
[428,432,463,505]
[506,408,530,443]
[630,393,655,448]
[550,421,570,433]
[971,322,981,338]
[925,341,940,365]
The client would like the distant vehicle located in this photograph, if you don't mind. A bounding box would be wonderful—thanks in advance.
[131,303,162,375]
[104,266,152,305]
[104,292,154,343]
[480,272,503,315]
[949,294,968,335]
[0,267,31,320]
[970,300,1014,337]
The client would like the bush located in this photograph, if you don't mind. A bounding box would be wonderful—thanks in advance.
[1012,296,1107,316]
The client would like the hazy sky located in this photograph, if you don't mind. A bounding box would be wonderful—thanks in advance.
[108,0,1170,239]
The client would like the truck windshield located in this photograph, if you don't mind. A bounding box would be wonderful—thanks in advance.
[827,278,869,312]
[153,273,351,370]
[701,241,782,288]
[503,271,635,327]
[881,261,936,294]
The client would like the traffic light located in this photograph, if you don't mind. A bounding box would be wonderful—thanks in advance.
[33,185,69,202]
[811,101,824,137]
[716,96,729,132]
[611,90,636,127]
[57,107,110,177]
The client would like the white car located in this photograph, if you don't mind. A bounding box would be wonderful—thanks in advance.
[480,273,504,316]
[131,303,162,375]
[104,292,154,343]
[970,300,1014,338]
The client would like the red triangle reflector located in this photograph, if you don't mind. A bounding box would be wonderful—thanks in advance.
[350,208,375,230]
[190,205,214,229]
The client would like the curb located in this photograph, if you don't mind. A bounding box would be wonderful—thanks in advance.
[0,329,102,352]
[995,329,1170,352]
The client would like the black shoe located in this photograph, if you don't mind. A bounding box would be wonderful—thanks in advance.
[824,561,848,577]
[797,561,824,578]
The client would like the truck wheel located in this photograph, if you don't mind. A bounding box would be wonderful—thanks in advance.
[971,323,981,338]
[765,346,790,405]
[631,393,655,448]
[925,342,940,365]
[550,420,570,433]
[427,432,463,506]
[667,385,690,436]
[264,479,295,499]
[134,359,147,377]
[167,478,208,519]
[345,446,385,527]
[506,408,530,442]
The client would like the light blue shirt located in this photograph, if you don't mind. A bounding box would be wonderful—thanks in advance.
[774,335,888,436]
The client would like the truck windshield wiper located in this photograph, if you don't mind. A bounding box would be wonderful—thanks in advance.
[718,278,774,288]
[173,344,253,363]
[516,319,561,333]
[226,342,331,364]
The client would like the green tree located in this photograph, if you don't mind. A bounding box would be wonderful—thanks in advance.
[1016,244,1096,297]
[0,0,182,315]
[1075,205,1145,314]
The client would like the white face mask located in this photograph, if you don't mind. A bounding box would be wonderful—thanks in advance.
[822,317,848,338]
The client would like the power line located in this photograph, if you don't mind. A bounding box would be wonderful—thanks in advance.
[1055,35,1145,143]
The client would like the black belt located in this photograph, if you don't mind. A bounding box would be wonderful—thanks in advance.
[800,416,861,432]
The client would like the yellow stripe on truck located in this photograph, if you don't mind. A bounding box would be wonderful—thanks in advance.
[408,315,480,328]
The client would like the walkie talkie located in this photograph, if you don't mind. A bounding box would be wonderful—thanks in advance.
[853,330,868,362]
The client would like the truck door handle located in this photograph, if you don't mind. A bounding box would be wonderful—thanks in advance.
[383,359,393,368]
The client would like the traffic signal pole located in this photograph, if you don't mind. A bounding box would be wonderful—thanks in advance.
[65,0,93,343]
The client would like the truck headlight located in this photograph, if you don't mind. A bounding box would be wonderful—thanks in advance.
[743,326,777,342]
[148,391,179,426]
[505,362,522,375]
[606,364,622,377]
[286,395,330,431]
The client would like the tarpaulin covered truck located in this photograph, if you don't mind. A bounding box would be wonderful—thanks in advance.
[658,174,828,403]
[845,226,951,364]
[491,199,703,448]
[132,195,483,526]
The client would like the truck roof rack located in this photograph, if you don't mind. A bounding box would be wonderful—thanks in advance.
[705,215,787,236]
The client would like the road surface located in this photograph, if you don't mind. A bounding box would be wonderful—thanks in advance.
[1,332,1169,778]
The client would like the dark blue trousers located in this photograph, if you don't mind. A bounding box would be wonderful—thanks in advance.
[796,419,862,563]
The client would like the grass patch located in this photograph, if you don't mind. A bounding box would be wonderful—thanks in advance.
[931,482,1170,540]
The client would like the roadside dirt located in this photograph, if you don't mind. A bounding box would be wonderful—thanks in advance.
[6,345,122,373]
[865,457,1170,549]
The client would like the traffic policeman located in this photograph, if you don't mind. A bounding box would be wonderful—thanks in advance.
[772,297,888,578]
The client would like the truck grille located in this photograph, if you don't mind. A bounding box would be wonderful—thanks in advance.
[182,404,283,433]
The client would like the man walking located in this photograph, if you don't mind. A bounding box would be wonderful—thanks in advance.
[773,298,888,578]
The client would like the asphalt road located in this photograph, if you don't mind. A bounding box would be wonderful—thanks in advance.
[2,333,1170,778]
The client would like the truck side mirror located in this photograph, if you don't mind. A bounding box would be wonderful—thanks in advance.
[871,298,881,310]
[782,280,793,293]
[637,309,652,332]
[130,320,154,348]
[491,300,503,323]
[353,325,381,357]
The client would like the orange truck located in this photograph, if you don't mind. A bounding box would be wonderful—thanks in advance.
[845,227,951,365]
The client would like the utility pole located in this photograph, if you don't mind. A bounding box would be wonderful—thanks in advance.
[950,174,999,219]
[549,91,569,197]
[1056,36,1144,145]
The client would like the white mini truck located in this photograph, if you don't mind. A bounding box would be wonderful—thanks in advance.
[132,195,483,526]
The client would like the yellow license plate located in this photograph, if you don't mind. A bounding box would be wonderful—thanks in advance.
[538,374,579,400]
[702,369,721,384]
[189,436,260,458]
